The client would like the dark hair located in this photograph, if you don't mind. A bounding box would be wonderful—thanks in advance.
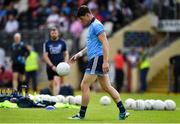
[117,49,122,54]
[77,5,91,17]
[0,66,5,73]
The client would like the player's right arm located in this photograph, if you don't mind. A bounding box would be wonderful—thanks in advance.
[43,42,56,71]
[70,47,87,63]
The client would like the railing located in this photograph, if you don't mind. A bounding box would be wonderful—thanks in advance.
[0,30,48,56]
[148,33,180,57]
[0,30,76,56]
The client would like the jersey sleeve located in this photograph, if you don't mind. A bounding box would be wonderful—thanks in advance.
[93,23,104,36]
[62,40,67,52]
[22,44,30,57]
[43,42,48,53]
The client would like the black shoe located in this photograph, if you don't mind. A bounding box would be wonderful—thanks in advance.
[68,113,84,120]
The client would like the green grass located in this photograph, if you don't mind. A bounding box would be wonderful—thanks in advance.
[0,92,180,123]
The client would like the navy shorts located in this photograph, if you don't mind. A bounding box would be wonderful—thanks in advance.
[46,66,59,80]
[12,63,25,74]
[85,55,104,76]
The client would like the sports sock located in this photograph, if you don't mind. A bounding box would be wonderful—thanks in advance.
[79,106,87,118]
[117,101,126,113]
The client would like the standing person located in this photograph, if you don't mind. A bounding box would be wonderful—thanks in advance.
[170,55,180,93]
[139,47,150,92]
[25,45,39,92]
[43,27,69,96]
[114,49,125,93]
[69,5,129,120]
[11,33,28,91]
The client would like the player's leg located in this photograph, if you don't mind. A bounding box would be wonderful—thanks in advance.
[12,72,18,90]
[25,72,30,92]
[46,66,59,95]
[31,71,37,92]
[98,74,129,120]
[69,74,97,119]
[52,76,61,96]
[81,74,97,106]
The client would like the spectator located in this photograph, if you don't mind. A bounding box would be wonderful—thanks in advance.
[88,0,98,10]
[127,48,139,68]
[6,2,17,16]
[59,11,69,35]
[108,0,123,31]
[14,0,28,14]
[70,15,83,53]
[70,16,83,40]
[0,47,6,67]
[46,6,59,28]
[170,55,180,93]
[138,47,150,92]
[25,45,39,92]
[61,2,71,16]
[100,5,110,22]
[114,49,125,92]
[4,14,19,34]
[11,33,29,91]
[121,2,133,25]
[0,3,6,29]
[0,65,13,88]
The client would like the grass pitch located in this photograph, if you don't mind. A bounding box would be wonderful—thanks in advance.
[0,92,180,123]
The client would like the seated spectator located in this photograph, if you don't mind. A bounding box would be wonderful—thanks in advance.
[4,14,19,34]
[0,47,5,67]
[70,15,83,53]
[46,6,59,28]
[59,11,69,35]
[0,3,7,29]
[0,65,13,88]
[6,2,17,16]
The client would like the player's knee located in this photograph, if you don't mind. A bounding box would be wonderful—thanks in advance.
[81,82,89,91]
[102,86,111,92]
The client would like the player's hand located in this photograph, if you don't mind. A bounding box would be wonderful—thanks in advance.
[51,65,57,72]
[102,62,109,73]
[70,52,83,64]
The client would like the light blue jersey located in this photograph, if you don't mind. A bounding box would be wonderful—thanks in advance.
[87,18,104,60]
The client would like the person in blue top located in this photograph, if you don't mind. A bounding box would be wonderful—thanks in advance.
[43,27,69,96]
[69,5,129,120]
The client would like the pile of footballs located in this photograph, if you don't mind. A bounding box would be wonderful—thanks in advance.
[125,98,176,111]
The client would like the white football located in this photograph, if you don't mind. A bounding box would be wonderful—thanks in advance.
[42,95,51,101]
[144,100,153,110]
[56,95,66,103]
[65,95,76,104]
[125,98,136,110]
[50,96,59,102]
[153,100,165,110]
[56,62,70,76]
[74,95,82,105]
[164,99,176,110]
[100,96,111,106]
[135,99,145,110]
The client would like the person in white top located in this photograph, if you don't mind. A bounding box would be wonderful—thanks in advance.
[4,14,19,33]
[46,6,60,28]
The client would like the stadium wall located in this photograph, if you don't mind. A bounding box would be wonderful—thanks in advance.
[109,13,156,60]
[148,39,180,82]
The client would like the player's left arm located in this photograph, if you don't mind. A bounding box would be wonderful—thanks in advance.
[98,32,109,73]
